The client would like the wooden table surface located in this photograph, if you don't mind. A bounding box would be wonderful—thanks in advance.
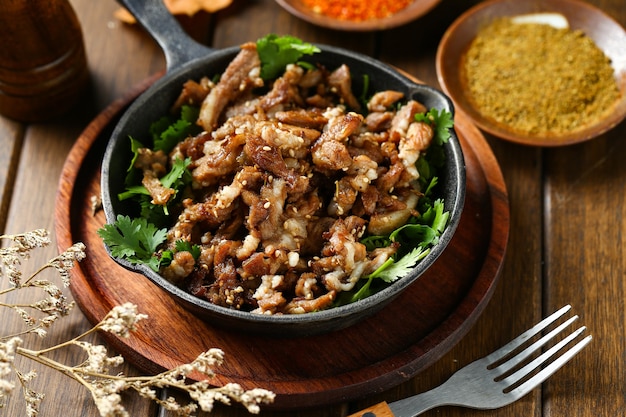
[2,0,624,416]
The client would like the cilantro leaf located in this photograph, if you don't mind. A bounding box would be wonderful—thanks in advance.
[175,240,201,259]
[360,235,392,251]
[373,247,429,283]
[420,199,450,234]
[97,215,166,271]
[161,157,191,189]
[415,108,454,145]
[151,105,201,153]
[256,34,320,80]
[335,247,429,306]
[118,158,191,206]
[390,223,439,251]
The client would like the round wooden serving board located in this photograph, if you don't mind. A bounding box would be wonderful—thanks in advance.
[55,75,509,410]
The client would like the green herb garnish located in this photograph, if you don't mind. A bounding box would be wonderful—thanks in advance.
[415,108,454,146]
[334,106,455,306]
[256,34,320,80]
[97,215,166,272]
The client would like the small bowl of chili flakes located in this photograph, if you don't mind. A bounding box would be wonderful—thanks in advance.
[436,0,626,146]
[275,0,442,31]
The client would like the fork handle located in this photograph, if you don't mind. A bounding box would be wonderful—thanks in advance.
[347,402,395,417]
[348,384,449,417]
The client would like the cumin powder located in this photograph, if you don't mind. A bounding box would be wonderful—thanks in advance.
[302,0,413,21]
[463,18,620,136]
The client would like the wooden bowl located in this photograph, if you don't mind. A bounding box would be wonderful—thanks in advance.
[436,0,626,146]
[275,0,442,31]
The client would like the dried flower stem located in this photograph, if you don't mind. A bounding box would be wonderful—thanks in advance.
[0,230,275,416]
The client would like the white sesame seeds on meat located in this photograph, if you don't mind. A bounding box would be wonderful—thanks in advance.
[155,42,434,314]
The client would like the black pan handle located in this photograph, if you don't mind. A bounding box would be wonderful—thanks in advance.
[116,0,214,71]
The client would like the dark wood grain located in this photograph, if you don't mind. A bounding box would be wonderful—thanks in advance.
[54,76,508,410]
[3,0,624,415]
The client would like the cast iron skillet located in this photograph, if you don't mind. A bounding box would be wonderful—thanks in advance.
[101,0,466,337]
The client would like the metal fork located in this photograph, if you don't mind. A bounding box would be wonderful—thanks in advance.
[349,305,592,417]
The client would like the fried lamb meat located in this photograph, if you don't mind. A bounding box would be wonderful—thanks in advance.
[159,44,436,314]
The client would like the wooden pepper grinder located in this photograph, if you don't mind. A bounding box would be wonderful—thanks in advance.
[0,0,89,122]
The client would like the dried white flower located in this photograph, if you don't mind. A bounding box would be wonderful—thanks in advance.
[2,251,24,287]
[14,308,36,326]
[1,230,275,416]
[191,348,224,375]
[14,369,44,417]
[239,387,276,413]
[32,329,47,338]
[0,230,50,288]
[10,229,50,251]
[75,342,124,374]
[47,242,86,287]
[93,392,128,417]
[22,386,44,417]
[98,303,148,338]
[0,338,20,405]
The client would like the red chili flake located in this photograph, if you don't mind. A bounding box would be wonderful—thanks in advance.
[302,0,413,21]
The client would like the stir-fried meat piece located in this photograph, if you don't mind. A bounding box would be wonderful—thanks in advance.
[257,120,320,160]
[367,90,404,112]
[376,161,405,193]
[327,64,361,111]
[191,129,247,187]
[313,216,368,292]
[198,42,263,130]
[298,68,324,89]
[348,134,386,164]
[171,131,211,162]
[368,190,419,235]
[311,111,363,172]
[259,64,305,113]
[391,100,428,134]
[146,46,445,314]
[161,251,196,284]
[328,154,378,216]
[283,291,336,314]
[398,120,434,182]
[364,111,394,132]
[320,110,363,142]
[244,133,304,190]
[134,147,167,173]
[274,108,328,130]
[142,175,175,206]
[171,77,213,111]
[133,148,175,206]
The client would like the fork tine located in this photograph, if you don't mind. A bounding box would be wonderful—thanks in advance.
[501,325,588,388]
[486,305,572,363]
[494,315,579,375]
[507,333,592,398]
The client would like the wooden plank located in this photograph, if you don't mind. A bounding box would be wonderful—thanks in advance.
[0,118,23,232]
[543,127,626,415]
[1,0,164,416]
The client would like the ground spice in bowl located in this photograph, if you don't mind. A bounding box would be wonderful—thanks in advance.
[301,0,413,21]
[462,17,621,136]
